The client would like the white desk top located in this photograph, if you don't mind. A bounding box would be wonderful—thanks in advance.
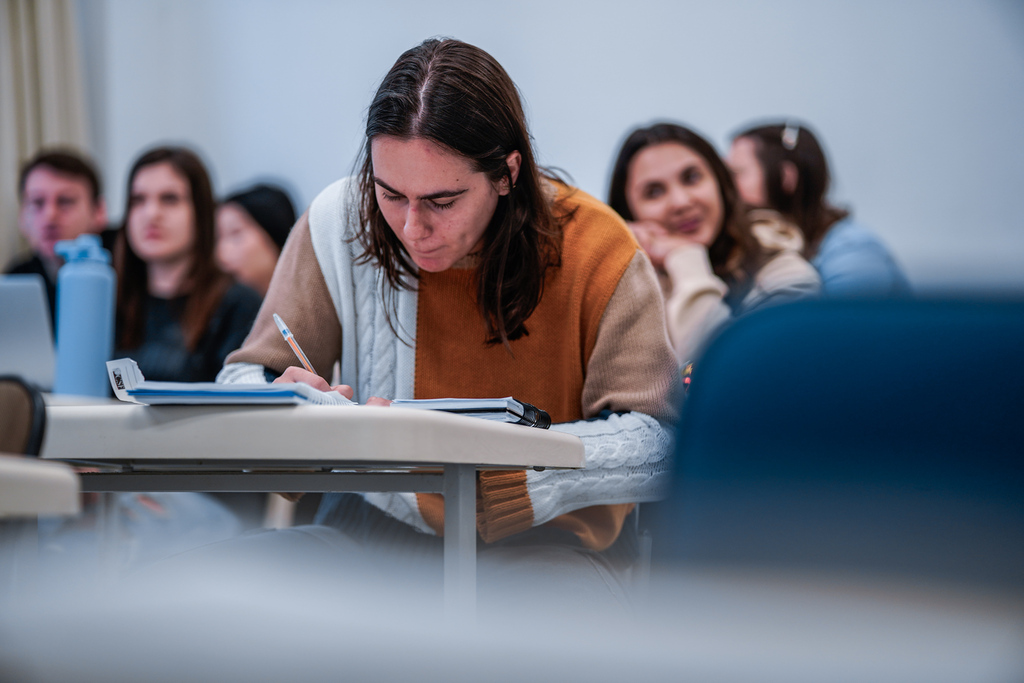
[40,403,584,470]
[0,453,80,517]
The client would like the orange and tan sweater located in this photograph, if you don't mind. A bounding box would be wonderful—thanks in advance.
[220,177,679,551]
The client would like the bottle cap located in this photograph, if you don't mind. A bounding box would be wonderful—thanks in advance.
[54,234,111,265]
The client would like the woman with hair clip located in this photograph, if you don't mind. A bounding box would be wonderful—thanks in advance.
[608,122,821,365]
[728,122,909,297]
[215,38,679,606]
[115,146,262,381]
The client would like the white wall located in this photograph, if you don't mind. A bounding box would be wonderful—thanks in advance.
[77,0,1024,290]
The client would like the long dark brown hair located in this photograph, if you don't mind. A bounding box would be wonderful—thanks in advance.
[608,122,758,282]
[732,122,849,254]
[115,146,231,351]
[355,38,562,348]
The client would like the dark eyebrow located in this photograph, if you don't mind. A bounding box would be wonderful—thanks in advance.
[373,177,467,201]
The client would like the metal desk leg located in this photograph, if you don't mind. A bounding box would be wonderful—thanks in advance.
[97,492,120,580]
[443,464,476,618]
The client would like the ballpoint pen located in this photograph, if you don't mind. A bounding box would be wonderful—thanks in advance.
[273,313,316,374]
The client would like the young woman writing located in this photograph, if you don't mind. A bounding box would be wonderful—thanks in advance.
[217,38,680,602]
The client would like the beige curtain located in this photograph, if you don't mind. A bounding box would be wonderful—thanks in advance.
[0,0,90,270]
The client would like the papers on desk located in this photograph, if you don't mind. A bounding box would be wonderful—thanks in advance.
[391,397,551,428]
[105,358,354,406]
[105,358,550,427]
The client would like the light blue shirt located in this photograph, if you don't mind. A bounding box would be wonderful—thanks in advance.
[812,218,910,297]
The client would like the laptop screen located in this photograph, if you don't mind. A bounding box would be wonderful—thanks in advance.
[0,274,56,391]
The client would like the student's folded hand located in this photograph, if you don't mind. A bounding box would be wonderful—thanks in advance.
[629,219,706,270]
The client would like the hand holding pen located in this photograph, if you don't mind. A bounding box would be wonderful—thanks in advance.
[272,313,355,401]
[272,312,391,407]
[271,314,351,504]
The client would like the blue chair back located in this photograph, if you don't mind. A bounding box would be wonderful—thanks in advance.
[650,298,1024,590]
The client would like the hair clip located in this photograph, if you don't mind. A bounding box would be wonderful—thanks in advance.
[781,123,800,150]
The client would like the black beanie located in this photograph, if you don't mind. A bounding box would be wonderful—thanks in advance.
[223,184,297,252]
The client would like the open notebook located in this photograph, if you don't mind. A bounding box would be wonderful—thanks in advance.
[107,358,354,406]
[391,397,550,428]
[106,358,550,427]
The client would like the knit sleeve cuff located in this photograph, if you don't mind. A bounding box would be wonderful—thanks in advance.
[663,243,725,295]
[477,470,534,543]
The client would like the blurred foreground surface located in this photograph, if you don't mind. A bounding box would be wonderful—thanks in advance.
[4,298,1022,681]
[0,552,1021,683]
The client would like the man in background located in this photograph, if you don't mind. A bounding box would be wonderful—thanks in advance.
[5,149,109,328]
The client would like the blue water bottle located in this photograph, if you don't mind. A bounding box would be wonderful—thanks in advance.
[53,234,116,397]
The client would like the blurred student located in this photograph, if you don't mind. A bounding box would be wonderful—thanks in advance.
[79,145,270,547]
[609,122,820,364]
[30,148,264,571]
[7,150,110,328]
[728,122,910,297]
[114,146,262,382]
[215,184,296,297]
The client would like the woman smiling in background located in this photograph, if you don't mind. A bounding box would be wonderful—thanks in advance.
[609,122,820,364]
